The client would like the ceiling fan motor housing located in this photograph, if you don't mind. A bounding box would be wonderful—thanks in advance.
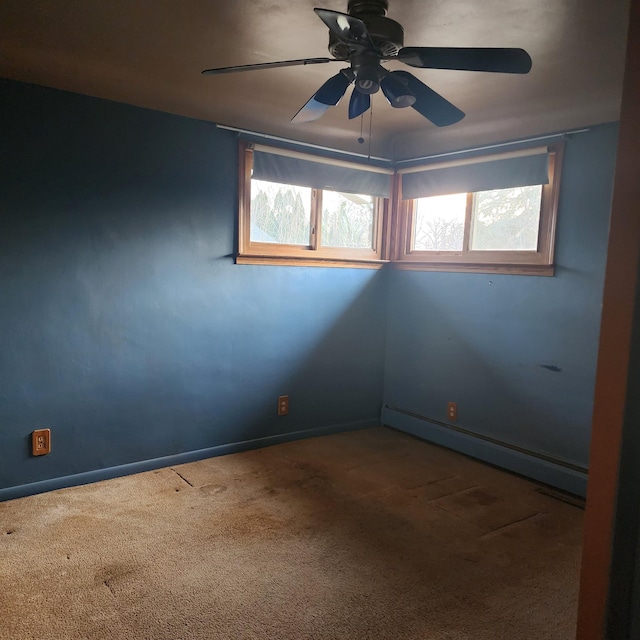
[328,0,404,59]
[348,0,388,15]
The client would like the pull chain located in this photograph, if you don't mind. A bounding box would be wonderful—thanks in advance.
[356,103,373,159]
[368,103,373,160]
[358,113,365,144]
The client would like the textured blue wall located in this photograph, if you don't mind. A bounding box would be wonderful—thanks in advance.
[0,80,387,493]
[383,124,619,471]
[0,78,619,498]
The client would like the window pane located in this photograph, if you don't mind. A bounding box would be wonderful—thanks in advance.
[470,185,543,251]
[321,191,375,249]
[413,193,467,251]
[250,179,312,245]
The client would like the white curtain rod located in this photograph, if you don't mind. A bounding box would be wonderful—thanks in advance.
[250,143,395,175]
[216,124,393,164]
[396,146,549,175]
[394,128,590,166]
[218,123,591,168]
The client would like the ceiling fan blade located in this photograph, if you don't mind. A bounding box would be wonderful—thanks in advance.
[291,98,332,124]
[314,70,355,105]
[314,8,377,51]
[292,70,353,123]
[202,57,337,75]
[397,47,532,74]
[348,88,371,120]
[392,71,465,127]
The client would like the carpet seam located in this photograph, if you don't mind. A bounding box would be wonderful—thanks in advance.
[480,511,547,539]
[171,469,195,487]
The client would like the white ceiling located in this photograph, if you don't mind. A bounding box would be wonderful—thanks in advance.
[0,0,630,159]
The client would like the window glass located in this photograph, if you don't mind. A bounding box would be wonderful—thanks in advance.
[240,142,562,273]
[250,179,312,245]
[321,191,375,249]
[396,144,564,273]
[470,185,543,251]
[413,193,467,251]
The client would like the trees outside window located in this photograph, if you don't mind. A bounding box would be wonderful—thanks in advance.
[238,142,563,275]
[395,144,563,275]
[238,145,386,267]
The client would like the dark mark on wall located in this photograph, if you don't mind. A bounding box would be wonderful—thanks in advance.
[540,364,562,372]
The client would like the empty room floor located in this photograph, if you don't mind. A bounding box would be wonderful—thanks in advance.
[0,427,583,639]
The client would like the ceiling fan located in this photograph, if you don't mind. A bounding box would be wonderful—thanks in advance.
[202,0,532,127]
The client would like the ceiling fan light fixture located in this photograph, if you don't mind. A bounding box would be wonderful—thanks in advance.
[355,65,380,94]
[202,2,533,127]
[381,74,416,108]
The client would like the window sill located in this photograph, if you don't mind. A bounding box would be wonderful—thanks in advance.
[391,261,555,276]
[236,254,389,269]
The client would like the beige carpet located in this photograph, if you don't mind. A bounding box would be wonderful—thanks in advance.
[0,427,583,640]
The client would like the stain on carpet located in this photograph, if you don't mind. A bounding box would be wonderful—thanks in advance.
[0,427,583,640]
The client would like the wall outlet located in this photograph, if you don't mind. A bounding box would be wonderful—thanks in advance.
[447,402,457,422]
[32,429,51,456]
[278,395,289,416]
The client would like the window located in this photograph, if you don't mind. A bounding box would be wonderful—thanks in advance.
[394,144,564,275]
[237,141,565,275]
[237,143,392,267]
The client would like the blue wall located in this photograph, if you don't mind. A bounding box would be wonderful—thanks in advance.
[0,80,387,498]
[0,78,620,500]
[383,124,619,494]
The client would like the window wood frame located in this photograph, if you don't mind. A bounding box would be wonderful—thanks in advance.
[392,143,565,276]
[237,142,389,268]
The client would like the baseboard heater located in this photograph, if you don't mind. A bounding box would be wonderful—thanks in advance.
[381,405,588,497]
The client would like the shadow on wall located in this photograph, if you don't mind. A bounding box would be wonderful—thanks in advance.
[383,269,600,469]
[0,197,387,493]
[383,123,619,489]
[0,79,387,497]
[225,266,388,443]
[0,260,387,495]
